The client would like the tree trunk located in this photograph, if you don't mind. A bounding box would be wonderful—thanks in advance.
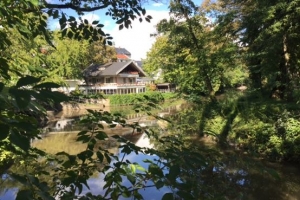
[283,34,293,102]
[269,34,294,101]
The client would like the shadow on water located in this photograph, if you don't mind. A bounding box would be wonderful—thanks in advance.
[187,135,300,200]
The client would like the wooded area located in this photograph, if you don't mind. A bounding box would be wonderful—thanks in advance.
[0,0,300,199]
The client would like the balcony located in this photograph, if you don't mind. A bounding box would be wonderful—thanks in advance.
[119,71,139,78]
[80,82,145,89]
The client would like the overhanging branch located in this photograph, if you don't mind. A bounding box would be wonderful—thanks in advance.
[44,3,108,12]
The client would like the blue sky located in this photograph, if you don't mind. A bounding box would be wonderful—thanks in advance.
[47,0,200,60]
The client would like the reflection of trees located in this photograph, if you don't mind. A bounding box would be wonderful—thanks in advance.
[1,130,146,197]
[148,117,300,199]
[1,157,58,197]
[2,109,300,199]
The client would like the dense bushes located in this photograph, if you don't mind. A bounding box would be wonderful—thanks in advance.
[69,90,177,106]
[170,91,300,163]
[107,91,176,105]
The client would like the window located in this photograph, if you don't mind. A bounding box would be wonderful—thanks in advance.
[105,77,113,83]
[123,78,127,83]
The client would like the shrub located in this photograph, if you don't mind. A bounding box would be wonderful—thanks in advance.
[108,91,174,106]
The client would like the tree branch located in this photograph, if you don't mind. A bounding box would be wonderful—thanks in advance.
[44,3,108,12]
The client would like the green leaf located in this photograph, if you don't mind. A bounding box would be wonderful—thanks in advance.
[0,82,4,92]
[9,88,31,109]
[33,82,61,89]
[97,151,104,162]
[155,180,164,189]
[77,131,88,136]
[77,135,90,143]
[39,90,69,102]
[53,10,59,19]
[9,131,30,151]
[168,165,180,181]
[135,164,146,172]
[107,41,113,46]
[0,124,10,140]
[119,24,124,30]
[0,58,10,79]
[77,150,94,161]
[127,174,136,185]
[69,16,76,21]
[92,20,99,25]
[28,0,39,6]
[16,76,41,88]
[16,190,33,200]
[122,191,131,198]
[176,191,194,199]
[95,131,108,140]
[148,163,164,177]
[104,153,111,163]
[130,164,136,173]
[116,18,124,24]
[162,193,174,200]
[59,13,67,29]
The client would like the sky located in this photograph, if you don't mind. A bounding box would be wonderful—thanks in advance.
[48,1,172,60]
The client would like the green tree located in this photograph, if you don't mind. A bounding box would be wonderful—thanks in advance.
[43,31,90,81]
[145,0,247,99]
[87,41,118,64]
[212,0,300,101]
[143,35,174,83]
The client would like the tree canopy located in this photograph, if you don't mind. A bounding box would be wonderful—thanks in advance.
[1,0,300,199]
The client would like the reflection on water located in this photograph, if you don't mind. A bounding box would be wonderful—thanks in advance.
[85,133,171,200]
[1,106,300,200]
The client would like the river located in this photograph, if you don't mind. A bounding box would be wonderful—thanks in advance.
[1,106,300,200]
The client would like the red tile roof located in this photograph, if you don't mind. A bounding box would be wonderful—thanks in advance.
[117,54,129,59]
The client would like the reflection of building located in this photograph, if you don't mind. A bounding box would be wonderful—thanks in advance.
[47,118,74,131]
[81,61,148,95]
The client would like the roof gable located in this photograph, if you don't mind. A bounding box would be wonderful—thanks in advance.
[83,61,147,77]
[115,47,131,56]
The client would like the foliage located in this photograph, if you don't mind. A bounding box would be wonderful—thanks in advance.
[107,91,172,105]
[86,41,118,64]
[144,0,248,100]
[41,31,91,80]
[208,0,300,101]
[171,90,300,163]
[1,0,300,199]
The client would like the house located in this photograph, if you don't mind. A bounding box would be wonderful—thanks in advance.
[115,47,131,58]
[115,47,131,62]
[81,61,147,95]
[117,53,130,62]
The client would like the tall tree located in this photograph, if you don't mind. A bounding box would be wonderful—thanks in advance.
[87,41,117,64]
[43,32,90,81]
[213,0,300,101]
[144,0,247,99]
